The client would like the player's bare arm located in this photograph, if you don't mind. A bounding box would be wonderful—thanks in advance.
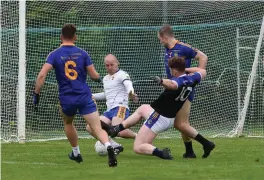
[34,63,53,93]
[86,64,101,81]
[160,79,178,90]
[194,50,208,69]
[185,67,207,79]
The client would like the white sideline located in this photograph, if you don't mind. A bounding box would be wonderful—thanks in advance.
[2,161,65,166]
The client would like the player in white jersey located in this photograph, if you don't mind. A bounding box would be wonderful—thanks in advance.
[86,54,137,153]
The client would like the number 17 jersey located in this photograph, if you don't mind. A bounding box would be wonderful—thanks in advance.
[150,72,202,118]
[46,45,93,104]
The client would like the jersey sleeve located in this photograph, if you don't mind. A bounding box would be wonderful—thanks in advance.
[171,77,182,88]
[119,71,131,82]
[190,72,202,83]
[84,51,93,66]
[182,45,198,59]
[46,51,55,66]
[171,72,202,88]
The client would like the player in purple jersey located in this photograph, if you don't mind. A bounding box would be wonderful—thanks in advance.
[33,24,117,167]
[110,57,215,160]
[158,24,208,158]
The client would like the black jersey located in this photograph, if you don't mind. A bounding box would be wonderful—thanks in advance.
[150,72,202,118]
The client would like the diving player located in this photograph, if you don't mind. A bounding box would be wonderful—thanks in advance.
[111,56,215,160]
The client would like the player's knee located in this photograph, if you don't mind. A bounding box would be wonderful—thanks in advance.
[174,121,182,129]
[137,104,151,115]
[133,145,141,154]
[175,121,187,131]
[133,138,143,154]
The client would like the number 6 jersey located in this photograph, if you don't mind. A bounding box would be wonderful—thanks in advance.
[46,45,93,104]
[150,72,202,118]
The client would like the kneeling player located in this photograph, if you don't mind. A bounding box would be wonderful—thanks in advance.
[111,56,215,159]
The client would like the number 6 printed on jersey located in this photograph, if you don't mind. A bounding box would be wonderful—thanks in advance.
[65,60,78,80]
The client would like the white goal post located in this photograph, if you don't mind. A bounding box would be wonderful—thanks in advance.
[228,16,264,137]
[17,0,26,143]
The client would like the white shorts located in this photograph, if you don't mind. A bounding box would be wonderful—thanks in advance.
[144,111,174,134]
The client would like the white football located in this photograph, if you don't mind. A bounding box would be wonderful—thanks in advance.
[94,141,107,156]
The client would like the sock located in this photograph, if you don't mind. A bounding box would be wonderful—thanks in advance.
[100,120,111,131]
[152,148,163,158]
[104,142,111,149]
[114,124,125,133]
[109,138,121,148]
[194,133,210,147]
[184,141,194,154]
[72,146,80,157]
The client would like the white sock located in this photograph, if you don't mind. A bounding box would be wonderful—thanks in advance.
[72,146,80,157]
[109,138,121,148]
[104,142,111,148]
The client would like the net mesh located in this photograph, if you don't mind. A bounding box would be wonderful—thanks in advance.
[1,1,19,142]
[1,1,264,142]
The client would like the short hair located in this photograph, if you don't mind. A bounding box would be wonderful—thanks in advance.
[61,24,76,40]
[168,56,185,73]
[158,24,174,37]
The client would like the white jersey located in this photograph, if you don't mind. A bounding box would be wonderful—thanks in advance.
[103,69,131,110]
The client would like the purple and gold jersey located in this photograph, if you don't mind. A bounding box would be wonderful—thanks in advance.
[164,40,198,102]
[164,40,198,79]
[46,45,93,104]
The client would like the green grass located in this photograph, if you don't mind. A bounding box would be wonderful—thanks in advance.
[2,138,264,180]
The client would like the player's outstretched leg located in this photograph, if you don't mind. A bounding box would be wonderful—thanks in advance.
[174,120,215,158]
[115,104,173,160]
[174,100,196,158]
[59,107,83,163]
[111,105,149,137]
[134,125,173,160]
[83,111,117,167]
[112,117,137,139]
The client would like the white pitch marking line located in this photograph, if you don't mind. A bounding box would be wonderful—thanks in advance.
[2,161,65,166]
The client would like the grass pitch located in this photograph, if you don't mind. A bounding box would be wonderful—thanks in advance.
[2,138,264,180]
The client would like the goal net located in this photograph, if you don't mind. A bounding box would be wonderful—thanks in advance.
[236,23,264,138]
[1,1,264,142]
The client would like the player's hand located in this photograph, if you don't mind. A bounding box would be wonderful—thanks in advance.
[151,76,163,85]
[93,77,103,84]
[33,92,40,111]
[129,91,139,103]
[92,96,97,106]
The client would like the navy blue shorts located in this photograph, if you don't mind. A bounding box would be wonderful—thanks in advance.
[103,106,130,120]
[188,88,195,102]
[60,97,97,116]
